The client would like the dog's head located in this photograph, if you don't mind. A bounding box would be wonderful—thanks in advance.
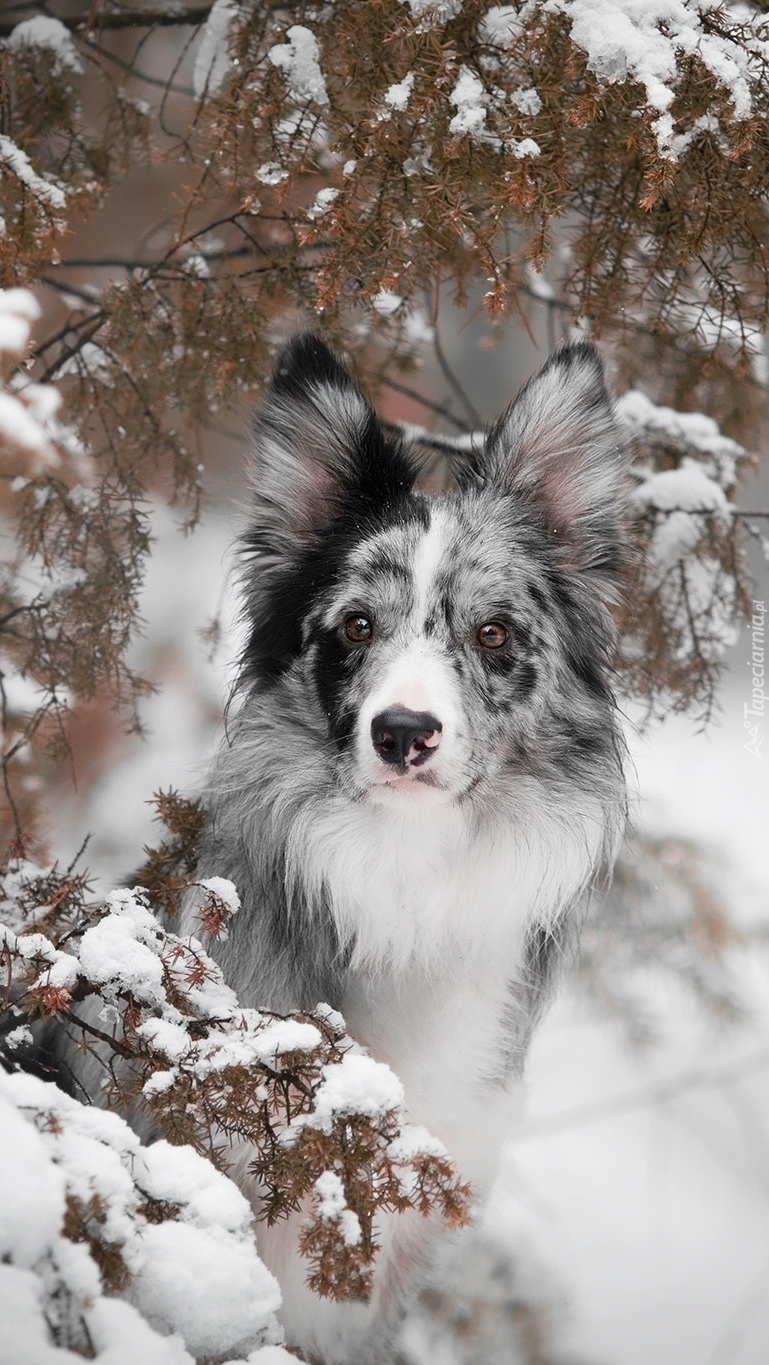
[240,333,626,815]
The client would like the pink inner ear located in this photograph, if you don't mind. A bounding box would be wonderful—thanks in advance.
[295,456,343,536]
[530,456,592,540]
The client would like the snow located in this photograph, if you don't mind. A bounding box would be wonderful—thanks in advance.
[55,341,113,381]
[448,67,488,137]
[229,1351,297,1365]
[384,72,415,111]
[0,1266,83,1365]
[313,1172,362,1247]
[77,897,166,1007]
[402,0,463,25]
[0,287,40,353]
[307,187,338,220]
[480,6,527,48]
[482,1,761,157]
[0,135,67,209]
[137,1140,252,1233]
[8,16,83,76]
[139,1003,322,1098]
[4,1024,33,1050]
[84,1298,192,1365]
[501,699,769,1365]
[0,297,51,450]
[255,1018,324,1057]
[256,162,288,185]
[404,310,435,345]
[0,291,70,467]
[387,1124,449,1162]
[128,1219,280,1359]
[193,0,239,99]
[0,391,51,454]
[268,26,329,106]
[15,377,63,426]
[632,458,730,514]
[34,952,80,992]
[306,1053,405,1132]
[313,1001,347,1035]
[511,86,542,115]
[0,1089,66,1268]
[372,289,403,317]
[0,1069,285,1363]
[632,457,730,569]
[546,0,756,155]
[618,388,743,487]
[196,875,241,914]
[512,136,541,158]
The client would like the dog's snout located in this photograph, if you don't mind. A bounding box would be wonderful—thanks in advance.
[371,707,442,768]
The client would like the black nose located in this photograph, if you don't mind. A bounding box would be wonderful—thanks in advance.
[371,707,442,767]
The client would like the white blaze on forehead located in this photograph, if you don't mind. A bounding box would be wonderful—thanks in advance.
[363,506,455,717]
[365,644,455,719]
[412,504,450,628]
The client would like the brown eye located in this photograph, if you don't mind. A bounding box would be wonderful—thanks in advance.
[344,614,373,644]
[477,621,508,650]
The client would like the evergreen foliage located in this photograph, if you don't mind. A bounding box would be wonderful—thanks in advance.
[1,5,768,1358]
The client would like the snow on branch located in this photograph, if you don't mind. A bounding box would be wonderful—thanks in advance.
[0,1067,284,1363]
[542,0,758,157]
[0,832,470,1354]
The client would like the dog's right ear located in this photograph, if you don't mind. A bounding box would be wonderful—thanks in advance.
[246,333,417,565]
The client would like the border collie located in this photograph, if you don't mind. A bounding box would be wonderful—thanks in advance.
[188,333,628,1362]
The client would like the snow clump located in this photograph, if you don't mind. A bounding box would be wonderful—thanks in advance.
[193,0,240,99]
[449,67,488,137]
[305,1053,405,1132]
[313,1172,362,1248]
[384,72,416,112]
[8,16,83,75]
[0,1069,285,1363]
[268,26,329,106]
[547,0,756,156]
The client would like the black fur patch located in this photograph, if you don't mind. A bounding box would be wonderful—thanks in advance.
[242,496,429,690]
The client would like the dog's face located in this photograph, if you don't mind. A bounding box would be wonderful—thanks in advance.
[241,334,626,813]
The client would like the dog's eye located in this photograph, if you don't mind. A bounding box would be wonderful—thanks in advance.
[476,621,508,650]
[343,614,374,644]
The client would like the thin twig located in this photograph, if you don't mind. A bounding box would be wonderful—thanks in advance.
[380,378,469,432]
[432,327,482,427]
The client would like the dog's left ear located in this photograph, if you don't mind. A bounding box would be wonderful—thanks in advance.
[472,343,626,579]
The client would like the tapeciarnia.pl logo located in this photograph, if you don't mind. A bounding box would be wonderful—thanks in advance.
[744,599,766,761]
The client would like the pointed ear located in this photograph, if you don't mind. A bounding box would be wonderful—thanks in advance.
[474,343,626,579]
[246,333,418,564]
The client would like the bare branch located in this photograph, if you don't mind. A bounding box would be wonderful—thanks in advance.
[0,5,215,39]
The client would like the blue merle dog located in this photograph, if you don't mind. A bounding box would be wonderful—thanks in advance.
[186,333,628,1363]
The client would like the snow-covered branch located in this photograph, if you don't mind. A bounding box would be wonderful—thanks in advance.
[0,839,470,1344]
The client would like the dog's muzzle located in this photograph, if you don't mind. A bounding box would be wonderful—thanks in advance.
[370,707,442,769]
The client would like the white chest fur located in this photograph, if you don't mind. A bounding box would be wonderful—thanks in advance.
[285,793,602,1190]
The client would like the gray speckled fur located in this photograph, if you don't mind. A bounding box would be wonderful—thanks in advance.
[180,334,629,1363]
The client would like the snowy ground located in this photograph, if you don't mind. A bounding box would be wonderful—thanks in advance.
[500,697,769,1365]
[46,505,769,1365]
